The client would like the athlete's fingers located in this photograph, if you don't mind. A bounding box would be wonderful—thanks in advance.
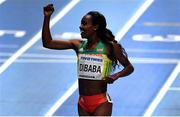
[104,77,114,84]
[44,4,54,11]
[43,4,54,16]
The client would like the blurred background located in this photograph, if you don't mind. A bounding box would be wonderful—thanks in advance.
[0,0,180,116]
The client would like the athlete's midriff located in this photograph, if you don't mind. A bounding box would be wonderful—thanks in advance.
[79,79,107,95]
[78,41,111,95]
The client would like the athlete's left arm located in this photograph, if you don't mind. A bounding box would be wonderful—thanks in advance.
[106,43,134,84]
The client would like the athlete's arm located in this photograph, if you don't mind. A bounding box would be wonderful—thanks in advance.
[106,43,134,84]
[42,4,81,52]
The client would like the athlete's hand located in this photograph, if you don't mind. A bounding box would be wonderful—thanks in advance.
[43,4,54,17]
[104,73,119,84]
[104,76,115,84]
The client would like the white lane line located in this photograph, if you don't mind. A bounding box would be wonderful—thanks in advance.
[169,87,180,91]
[127,48,180,54]
[0,59,76,63]
[144,22,180,27]
[144,62,180,116]
[0,57,179,64]
[0,52,76,59]
[1,45,180,54]
[116,0,154,41]
[130,57,180,64]
[0,30,26,38]
[0,52,179,63]
[0,0,6,5]
[45,80,78,117]
[0,0,80,74]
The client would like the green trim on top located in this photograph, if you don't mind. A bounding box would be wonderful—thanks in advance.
[78,40,107,54]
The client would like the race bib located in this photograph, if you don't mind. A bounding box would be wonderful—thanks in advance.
[78,54,104,80]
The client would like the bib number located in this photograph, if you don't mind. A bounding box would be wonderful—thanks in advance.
[78,54,104,80]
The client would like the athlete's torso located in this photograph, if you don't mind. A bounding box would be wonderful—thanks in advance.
[77,40,112,95]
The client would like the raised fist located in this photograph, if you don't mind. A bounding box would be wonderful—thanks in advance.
[43,4,54,17]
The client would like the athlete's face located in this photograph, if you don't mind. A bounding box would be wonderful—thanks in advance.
[79,15,97,39]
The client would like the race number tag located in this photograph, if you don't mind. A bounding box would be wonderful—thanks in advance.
[78,54,104,80]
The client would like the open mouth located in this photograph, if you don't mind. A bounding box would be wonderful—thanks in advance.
[80,30,85,33]
[80,30,85,35]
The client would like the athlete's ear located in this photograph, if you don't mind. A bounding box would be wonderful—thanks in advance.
[94,25,99,31]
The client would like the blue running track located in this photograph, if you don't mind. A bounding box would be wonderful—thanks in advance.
[0,0,179,116]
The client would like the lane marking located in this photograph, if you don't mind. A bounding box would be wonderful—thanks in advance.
[116,0,154,41]
[1,45,180,54]
[0,59,76,63]
[0,0,6,5]
[169,87,180,91]
[127,48,180,54]
[144,22,180,27]
[45,80,78,117]
[144,62,180,116]
[0,57,179,64]
[0,30,26,38]
[0,0,80,74]
[0,52,75,59]
[130,57,179,64]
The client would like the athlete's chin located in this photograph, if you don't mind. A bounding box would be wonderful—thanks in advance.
[81,35,85,38]
[81,34,87,38]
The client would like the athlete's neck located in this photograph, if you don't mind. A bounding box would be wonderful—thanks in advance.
[87,36,100,50]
